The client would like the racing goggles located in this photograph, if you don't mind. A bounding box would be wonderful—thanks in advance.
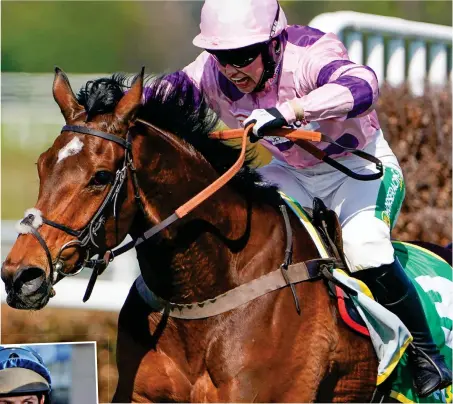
[207,42,266,68]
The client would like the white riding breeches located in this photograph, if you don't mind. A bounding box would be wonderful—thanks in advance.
[257,130,405,272]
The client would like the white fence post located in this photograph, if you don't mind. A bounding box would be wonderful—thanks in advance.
[366,35,385,85]
[428,43,448,87]
[408,40,427,96]
[309,11,452,95]
[386,38,406,88]
[344,32,364,65]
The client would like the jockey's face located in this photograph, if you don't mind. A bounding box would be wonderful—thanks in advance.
[0,395,45,404]
[218,54,264,93]
[207,42,267,93]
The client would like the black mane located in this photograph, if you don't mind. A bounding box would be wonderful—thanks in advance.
[76,72,281,206]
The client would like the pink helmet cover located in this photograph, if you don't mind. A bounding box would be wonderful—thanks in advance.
[193,0,287,50]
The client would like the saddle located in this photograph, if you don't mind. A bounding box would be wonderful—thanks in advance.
[303,197,349,270]
[291,197,453,402]
[303,197,369,336]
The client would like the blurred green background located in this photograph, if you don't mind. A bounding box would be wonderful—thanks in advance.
[1,4,451,402]
[2,1,452,74]
[1,1,452,219]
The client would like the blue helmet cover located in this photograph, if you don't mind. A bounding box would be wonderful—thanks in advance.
[0,346,52,391]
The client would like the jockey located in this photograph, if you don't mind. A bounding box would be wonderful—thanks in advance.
[180,0,453,397]
[0,346,52,404]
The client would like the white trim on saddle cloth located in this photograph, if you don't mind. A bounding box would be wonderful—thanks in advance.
[280,192,412,386]
[135,190,412,386]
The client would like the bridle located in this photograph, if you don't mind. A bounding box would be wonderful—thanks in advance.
[18,124,144,301]
[18,118,239,303]
[18,120,383,303]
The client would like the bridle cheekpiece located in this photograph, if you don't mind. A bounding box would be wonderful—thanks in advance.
[18,124,142,302]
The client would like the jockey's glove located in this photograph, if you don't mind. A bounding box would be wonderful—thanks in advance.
[244,108,288,143]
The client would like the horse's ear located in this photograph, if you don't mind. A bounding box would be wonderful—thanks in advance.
[53,67,84,122]
[114,67,144,125]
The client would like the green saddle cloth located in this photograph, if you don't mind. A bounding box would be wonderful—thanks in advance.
[280,192,452,402]
[390,241,452,403]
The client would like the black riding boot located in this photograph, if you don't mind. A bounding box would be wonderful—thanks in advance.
[355,258,452,397]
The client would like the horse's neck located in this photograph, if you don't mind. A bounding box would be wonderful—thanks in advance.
[129,130,318,303]
[130,189,292,302]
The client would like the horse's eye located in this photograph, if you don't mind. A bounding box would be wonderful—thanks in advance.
[91,170,113,186]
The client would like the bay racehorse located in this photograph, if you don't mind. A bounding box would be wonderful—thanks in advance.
[2,68,379,402]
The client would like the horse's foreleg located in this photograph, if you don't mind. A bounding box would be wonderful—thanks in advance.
[113,311,193,403]
[112,322,151,403]
[113,321,193,402]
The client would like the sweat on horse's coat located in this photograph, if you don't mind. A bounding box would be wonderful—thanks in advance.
[2,68,379,403]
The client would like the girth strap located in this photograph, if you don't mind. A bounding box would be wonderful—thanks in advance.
[135,259,332,319]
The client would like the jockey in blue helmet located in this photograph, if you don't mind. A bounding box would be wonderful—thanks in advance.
[0,346,52,404]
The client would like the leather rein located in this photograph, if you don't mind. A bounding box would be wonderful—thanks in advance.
[18,124,144,301]
[18,120,382,304]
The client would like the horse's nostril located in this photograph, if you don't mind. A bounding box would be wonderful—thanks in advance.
[13,266,46,295]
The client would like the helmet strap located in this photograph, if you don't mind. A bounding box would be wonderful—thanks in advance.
[252,37,282,93]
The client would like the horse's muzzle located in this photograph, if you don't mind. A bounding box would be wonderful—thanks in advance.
[4,266,52,310]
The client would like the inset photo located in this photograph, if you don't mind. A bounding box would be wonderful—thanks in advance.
[0,342,98,404]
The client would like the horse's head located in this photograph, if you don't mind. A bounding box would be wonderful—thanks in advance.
[1,68,145,309]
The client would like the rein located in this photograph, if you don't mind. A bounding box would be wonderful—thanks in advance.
[211,127,384,181]
[18,120,381,304]
[18,124,142,300]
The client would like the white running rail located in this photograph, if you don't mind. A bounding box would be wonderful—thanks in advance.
[309,11,452,95]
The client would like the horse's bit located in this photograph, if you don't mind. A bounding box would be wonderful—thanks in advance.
[19,120,224,303]
[18,121,353,305]
[18,124,144,301]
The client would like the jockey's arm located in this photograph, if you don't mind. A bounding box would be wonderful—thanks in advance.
[278,33,380,125]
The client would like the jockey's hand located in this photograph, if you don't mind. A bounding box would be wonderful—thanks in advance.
[243,108,288,143]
